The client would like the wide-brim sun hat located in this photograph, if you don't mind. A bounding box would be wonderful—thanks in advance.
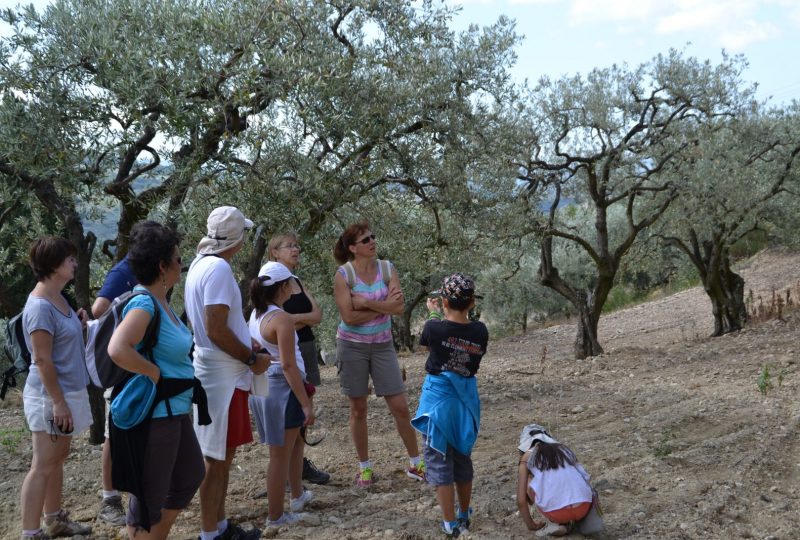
[111,374,157,429]
[518,423,558,452]
[197,206,254,255]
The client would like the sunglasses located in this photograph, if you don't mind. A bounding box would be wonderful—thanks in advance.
[356,234,376,245]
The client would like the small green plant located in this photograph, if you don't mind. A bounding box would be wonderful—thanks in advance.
[757,364,788,396]
[0,427,26,454]
[653,428,673,458]
[757,365,773,396]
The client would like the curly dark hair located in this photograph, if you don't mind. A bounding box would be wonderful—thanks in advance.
[127,221,182,286]
[28,237,78,281]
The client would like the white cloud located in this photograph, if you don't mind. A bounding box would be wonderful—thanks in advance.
[567,0,788,51]
[788,8,800,28]
[569,0,665,25]
[720,20,779,50]
[655,4,730,34]
[445,0,497,6]
[509,0,563,5]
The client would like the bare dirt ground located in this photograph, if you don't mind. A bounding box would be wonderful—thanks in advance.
[1,249,798,540]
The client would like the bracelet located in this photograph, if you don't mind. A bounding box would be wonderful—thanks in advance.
[427,311,443,320]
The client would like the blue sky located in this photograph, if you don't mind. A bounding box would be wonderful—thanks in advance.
[2,0,799,104]
[448,0,800,104]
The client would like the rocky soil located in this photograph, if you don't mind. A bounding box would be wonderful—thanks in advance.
[1,249,798,540]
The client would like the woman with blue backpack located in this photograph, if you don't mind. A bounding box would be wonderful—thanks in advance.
[107,221,206,540]
[20,237,93,540]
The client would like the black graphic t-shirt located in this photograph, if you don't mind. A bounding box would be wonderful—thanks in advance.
[419,319,489,377]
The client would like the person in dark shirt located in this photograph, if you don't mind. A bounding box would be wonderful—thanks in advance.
[265,231,330,485]
[92,256,138,526]
[412,273,488,538]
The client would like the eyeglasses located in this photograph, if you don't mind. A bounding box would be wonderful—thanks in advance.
[356,234,376,245]
[279,243,301,251]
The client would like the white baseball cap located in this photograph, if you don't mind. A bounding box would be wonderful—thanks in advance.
[518,423,558,452]
[258,261,296,286]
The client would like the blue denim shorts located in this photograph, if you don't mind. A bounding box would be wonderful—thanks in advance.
[422,435,474,486]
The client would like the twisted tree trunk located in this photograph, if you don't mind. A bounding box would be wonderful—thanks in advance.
[665,230,747,337]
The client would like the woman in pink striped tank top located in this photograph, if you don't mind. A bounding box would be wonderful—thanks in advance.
[332,221,426,487]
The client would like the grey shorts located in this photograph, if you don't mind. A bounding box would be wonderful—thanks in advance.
[336,339,405,397]
[299,339,321,386]
[423,435,474,487]
[126,415,205,527]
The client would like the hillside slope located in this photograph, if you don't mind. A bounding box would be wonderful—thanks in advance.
[0,249,797,539]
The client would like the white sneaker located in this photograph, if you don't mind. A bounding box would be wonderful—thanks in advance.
[266,512,300,528]
[535,519,568,537]
[289,489,314,512]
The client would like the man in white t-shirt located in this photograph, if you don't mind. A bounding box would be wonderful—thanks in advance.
[185,206,269,540]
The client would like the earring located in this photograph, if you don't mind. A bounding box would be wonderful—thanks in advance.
[161,274,167,292]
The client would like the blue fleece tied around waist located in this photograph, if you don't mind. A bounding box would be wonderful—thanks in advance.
[411,371,480,456]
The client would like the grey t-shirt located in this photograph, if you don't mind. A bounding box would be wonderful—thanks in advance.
[22,295,89,394]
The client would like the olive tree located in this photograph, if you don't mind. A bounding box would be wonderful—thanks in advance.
[658,103,800,335]
[0,0,521,439]
[516,50,752,359]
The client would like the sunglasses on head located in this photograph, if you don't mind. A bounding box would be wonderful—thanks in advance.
[356,234,376,245]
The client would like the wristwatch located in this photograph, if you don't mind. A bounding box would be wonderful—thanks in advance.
[244,351,257,366]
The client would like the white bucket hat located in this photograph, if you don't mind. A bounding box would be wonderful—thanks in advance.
[518,423,558,452]
[196,206,254,255]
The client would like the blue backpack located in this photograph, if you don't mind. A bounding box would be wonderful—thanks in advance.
[1,311,31,399]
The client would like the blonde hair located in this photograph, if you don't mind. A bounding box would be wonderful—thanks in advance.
[267,231,299,261]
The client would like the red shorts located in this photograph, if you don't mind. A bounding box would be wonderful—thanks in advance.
[226,388,253,448]
[540,501,592,524]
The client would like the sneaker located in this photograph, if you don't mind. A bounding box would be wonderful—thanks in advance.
[20,533,51,540]
[355,467,374,488]
[535,520,568,537]
[457,507,473,533]
[216,522,262,540]
[289,489,314,512]
[440,522,461,538]
[265,512,300,528]
[302,457,331,484]
[43,509,92,537]
[97,495,126,526]
[406,460,426,482]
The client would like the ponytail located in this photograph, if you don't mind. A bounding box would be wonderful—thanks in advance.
[250,276,290,315]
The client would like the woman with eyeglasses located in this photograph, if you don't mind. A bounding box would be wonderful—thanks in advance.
[266,232,330,484]
[332,221,424,488]
[108,221,205,539]
[20,237,93,540]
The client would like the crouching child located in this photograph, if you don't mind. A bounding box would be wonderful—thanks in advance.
[516,424,603,537]
[411,273,488,538]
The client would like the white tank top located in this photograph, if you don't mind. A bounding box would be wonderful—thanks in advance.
[248,305,306,377]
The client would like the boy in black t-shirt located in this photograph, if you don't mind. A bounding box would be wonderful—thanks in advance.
[412,273,488,538]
